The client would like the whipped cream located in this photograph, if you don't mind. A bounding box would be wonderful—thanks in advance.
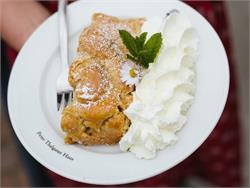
[119,12,199,159]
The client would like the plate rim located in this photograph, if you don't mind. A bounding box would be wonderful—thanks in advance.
[7,0,230,185]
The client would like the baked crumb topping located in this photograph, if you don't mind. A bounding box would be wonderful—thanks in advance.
[61,13,144,145]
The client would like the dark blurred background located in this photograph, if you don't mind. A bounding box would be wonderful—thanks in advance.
[1,0,249,187]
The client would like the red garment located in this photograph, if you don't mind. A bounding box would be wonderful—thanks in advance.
[5,1,242,186]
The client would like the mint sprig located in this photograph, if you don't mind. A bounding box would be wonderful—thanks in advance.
[119,30,162,68]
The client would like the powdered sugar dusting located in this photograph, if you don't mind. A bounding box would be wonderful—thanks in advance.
[74,81,114,109]
[83,23,134,59]
[74,51,90,62]
[73,62,114,109]
[71,16,140,110]
[77,84,95,100]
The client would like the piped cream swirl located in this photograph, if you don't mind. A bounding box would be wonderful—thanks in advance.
[119,12,199,159]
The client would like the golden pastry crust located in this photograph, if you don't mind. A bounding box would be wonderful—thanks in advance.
[78,13,144,59]
[61,13,144,145]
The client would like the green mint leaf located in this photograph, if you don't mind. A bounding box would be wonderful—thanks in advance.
[135,32,147,51]
[138,49,153,68]
[119,30,162,69]
[119,30,138,57]
[127,54,138,62]
[143,32,162,63]
[139,32,147,44]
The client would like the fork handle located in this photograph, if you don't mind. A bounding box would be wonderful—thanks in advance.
[58,0,69,70]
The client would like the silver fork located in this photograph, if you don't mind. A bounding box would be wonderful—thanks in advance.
[57,0,73,111]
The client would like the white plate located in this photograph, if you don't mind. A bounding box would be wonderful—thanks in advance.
[8,0,229,185]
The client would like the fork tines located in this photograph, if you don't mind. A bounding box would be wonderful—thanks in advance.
[57,91,73,111]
